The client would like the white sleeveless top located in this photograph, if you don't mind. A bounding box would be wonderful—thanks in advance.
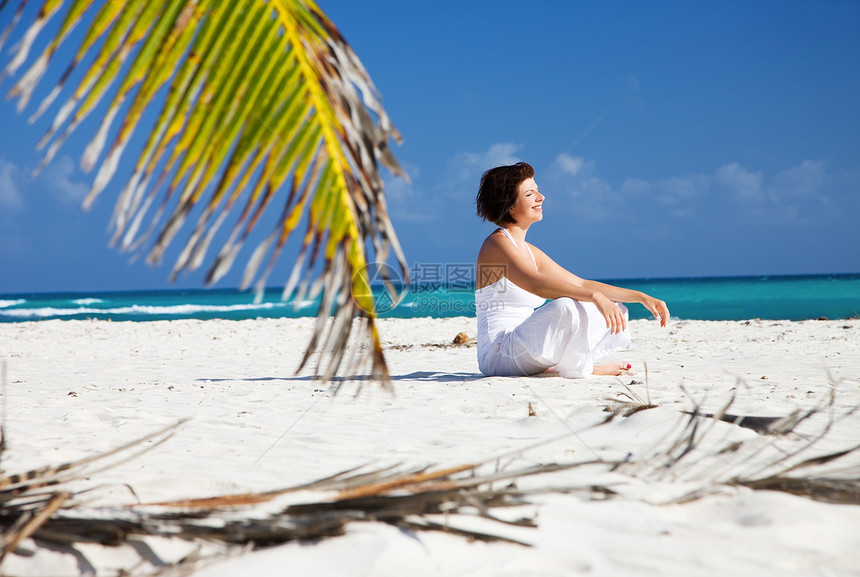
[475,229,546,367]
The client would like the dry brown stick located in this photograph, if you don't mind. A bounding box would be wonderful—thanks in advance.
[0,491,68,564]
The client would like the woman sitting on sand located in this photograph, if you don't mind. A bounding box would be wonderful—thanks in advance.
[475,162,670,378]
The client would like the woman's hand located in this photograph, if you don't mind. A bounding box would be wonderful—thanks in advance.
[641,294,670,327]
[593,292,627,334]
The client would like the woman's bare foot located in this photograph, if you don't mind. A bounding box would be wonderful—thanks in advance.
[593,362,632,376]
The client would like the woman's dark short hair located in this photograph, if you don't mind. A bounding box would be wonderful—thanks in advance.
[476,162,534,226]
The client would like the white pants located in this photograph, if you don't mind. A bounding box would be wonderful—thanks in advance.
[481,298,631,378]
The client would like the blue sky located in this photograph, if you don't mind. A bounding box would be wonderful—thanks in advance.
[1,0,858,294]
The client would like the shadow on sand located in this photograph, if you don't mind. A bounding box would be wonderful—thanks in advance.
[197,371,486,384]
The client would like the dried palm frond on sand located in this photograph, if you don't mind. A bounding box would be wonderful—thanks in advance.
[0,427,584,573]
[1,374,858,574]
[0,420,185,563]
[608,382,860,505]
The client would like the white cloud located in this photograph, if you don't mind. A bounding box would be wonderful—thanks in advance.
[772,160,828,198]
[716,162,763,200]
[548,151,720,220]
[475,142,523,169]
[621,178,651,197]
[544,154,624,219]
[0,159,24,212]
[713,159,828,209]
[555,153,588,176]
[577,175,614,201]
[548,154,604,201]
[36,155,89,205]
[709,159,835,222]
[546,151,714,220]
[654,175,707,204]
[447,142,523,184]
[650,175,709,218]
[394,148,844,233]
[384,161,419,203]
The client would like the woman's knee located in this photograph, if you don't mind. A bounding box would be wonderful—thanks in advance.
[544,297,579,321]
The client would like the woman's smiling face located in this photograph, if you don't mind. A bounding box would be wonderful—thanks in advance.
[510,177,544,225]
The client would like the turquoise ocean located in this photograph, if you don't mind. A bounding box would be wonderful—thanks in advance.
[1,274,858,323]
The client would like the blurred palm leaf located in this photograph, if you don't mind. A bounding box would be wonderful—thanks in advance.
[0,0,407,382]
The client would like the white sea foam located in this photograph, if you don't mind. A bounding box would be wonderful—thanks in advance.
[0,299,26,308]
[0,301,291,320]
[71,298,104,305]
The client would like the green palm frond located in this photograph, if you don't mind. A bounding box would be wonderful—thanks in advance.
[1,0,408,383]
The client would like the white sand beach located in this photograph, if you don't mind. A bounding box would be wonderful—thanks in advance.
[1,316,859,576]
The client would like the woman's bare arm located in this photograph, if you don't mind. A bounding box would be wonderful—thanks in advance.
[528,244,670,326]
[478,233,632,333]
